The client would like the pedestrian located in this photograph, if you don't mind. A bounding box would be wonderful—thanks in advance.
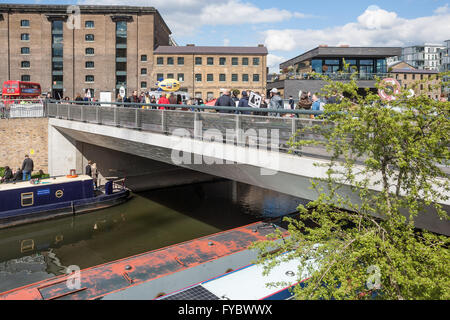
[288,96,295,109]
[158,93,170,110]
[1,166,13,183]
[231,90,240,107]
[13,168,22,182]
[21,155,34,181]
[215,89,236,113]
[75,93,84,102]
[85,160,92,177]
[268,88,283,117]
[297,91,312,110]
[237,91,251,115]
[91,162,98,189]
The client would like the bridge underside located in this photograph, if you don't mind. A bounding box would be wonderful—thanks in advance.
[48,118,450,236]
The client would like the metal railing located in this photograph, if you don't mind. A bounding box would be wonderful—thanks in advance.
[47,101,330,157]
[0,99,45,119]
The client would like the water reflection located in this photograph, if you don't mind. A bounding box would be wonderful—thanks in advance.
[0,180,307,293]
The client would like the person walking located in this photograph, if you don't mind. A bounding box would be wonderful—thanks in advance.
[85,160,92,177]
[268,88,283,117]
[215,89,236,113]
[237,91,251,115]
[21,155,34,181]
[91,162,98,189]
[288,96,295,109]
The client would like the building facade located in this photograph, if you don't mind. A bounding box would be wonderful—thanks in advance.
[391,64,441,99]
[153,45,268,101]
[401,43,445,71]
[0,4,171,100]
[269,45,401,98]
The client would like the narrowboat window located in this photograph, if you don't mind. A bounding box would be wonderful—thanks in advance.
[21,192,34,206]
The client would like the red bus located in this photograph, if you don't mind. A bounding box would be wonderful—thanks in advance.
[2,80,42,102]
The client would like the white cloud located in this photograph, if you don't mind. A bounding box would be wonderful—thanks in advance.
[264,6,450,52]
[434,4,449,14]
[267,53,286,73]
[78,0,310,37]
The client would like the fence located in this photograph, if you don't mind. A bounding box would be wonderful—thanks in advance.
[47,101,330,157]
[0,100,45,119]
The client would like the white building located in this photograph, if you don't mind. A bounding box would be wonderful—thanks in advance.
[401,43,445,70]
[439,40,450,72]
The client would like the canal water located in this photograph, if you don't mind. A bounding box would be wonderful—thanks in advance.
[0,180,306,293]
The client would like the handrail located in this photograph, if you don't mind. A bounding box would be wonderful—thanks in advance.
[46,100,324,116]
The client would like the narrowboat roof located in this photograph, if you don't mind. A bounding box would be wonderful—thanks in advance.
[0,175,93,192]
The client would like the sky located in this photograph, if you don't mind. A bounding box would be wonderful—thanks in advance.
[4,0,450,72]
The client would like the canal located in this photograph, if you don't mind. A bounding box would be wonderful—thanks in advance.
[0,179,307,293]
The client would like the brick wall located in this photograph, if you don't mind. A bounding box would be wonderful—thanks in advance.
[0,118,48,173]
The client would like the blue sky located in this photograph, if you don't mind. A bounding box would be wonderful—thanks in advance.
[4,0,450,71]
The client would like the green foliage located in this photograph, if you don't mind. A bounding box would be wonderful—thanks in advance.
[251,71,450,300]
[0,167,4,178]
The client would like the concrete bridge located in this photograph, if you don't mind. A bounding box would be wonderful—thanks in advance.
[46,102,450,236]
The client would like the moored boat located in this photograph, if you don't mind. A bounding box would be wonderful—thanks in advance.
[0,174,130,229]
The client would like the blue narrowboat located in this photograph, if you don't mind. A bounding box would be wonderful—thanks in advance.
[0,175,130,229]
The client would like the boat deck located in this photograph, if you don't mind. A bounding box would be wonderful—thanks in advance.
[0,221,286,300]
[0,175,92,191]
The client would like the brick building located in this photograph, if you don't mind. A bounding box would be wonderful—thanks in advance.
[0,4,171,100]
[153,45,268,101]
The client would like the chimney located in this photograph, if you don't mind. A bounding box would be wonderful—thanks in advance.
[319,44,328,47]
[186,44,195,46]
[258,44,264,47]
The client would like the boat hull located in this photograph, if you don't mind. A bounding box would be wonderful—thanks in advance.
[0,189,130,229]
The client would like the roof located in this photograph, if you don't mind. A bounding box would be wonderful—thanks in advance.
[0,175,92,192]
[280,46,402,69]
[388,61,415,69]
[154,46,268,55]
[391,68,439,74]
[0,4,157,14]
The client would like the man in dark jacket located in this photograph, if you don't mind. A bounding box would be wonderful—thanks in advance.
[215,89,236,114]
[237,91,251,115]
[21,155,34,181]
[1,166,13,183]
[85,160,92,177]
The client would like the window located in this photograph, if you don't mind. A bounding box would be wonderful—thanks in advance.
[21,20,30,27]
[85,34,94,41]
[404,74,407,80]
[167,73,174,79]
[85,75,94,82]
[157,57,164,65]
[21,192,34,207]
[21,61,30,68]
[178,73,185,82]
[21,33,30,41]
[85,61,95,69]
[253,57,260,66]
[85,21,95,28]
[207,92,214,101]
[141,68,147,75]
[53,60,63,71]
[242,57,249,65]
[21,75,30,82]
[141,81,147,88]
[219,74,226,82]
[167,57,174,65]
[207,57,214,65]
[141,55,147,62]
[219,57,226,65]
[177,57,184,65]
[242,74,249,82]
[412,74,415,80]
[232,57,238,65]
[21,47,30,54]
[116,62,126,72]
[253,74,260,82]
[195,74,202,82]
[207,74,213,82]
[195,57,202,65]
[157,73,164,80]
[231,74,238,82]
[86,48,94,55]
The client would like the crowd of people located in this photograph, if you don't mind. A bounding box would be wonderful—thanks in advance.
[45,87,335,118]
[0,155,36,184]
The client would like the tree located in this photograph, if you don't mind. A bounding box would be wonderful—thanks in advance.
[251,69,450,300]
